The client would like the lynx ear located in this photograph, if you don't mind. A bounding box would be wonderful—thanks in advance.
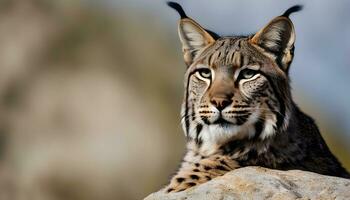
[178,19,215,66]
[167,2,215,66]
[251,16,295,72]
[251,5,302,72]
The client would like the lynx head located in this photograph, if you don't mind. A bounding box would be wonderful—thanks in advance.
[168,2,302,152]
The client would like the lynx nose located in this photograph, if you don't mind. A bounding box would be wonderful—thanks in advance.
[210,96,232,111]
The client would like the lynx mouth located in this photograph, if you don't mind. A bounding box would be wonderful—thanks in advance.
[212,118,233,126]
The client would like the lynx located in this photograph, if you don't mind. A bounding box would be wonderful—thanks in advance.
[165,2,349,192]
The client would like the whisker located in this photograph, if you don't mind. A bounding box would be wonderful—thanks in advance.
[241,108,284,118]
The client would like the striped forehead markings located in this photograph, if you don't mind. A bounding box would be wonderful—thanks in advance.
[232,51,241,67]
[201,38,255,69]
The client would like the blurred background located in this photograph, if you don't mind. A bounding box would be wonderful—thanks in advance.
[0,0,349,199]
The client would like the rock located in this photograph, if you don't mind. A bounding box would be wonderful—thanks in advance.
[144,166,350,200]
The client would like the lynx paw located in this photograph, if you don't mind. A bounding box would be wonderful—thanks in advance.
[166,155,239,193]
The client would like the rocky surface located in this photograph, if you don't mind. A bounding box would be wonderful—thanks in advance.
[144,167,350,200]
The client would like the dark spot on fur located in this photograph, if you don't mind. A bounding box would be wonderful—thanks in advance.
[176,177,185,183]
[216,165,227,171]
[197,139,203,147]
[190,174,200,180]
[193,169,200,172]
[195,163,200,167]
[204,166,212,170]
[167,188,174,193]
[195,124,203,141]
[236,115,249,125]
[220,160,229,167]
[187,182,196,187]
[205,175,212,180]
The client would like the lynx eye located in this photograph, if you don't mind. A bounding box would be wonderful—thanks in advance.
[196,68,212,79]
[240,69,258,79]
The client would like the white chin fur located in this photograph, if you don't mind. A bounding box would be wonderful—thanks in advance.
[197,110,260,154]
[201,123,255,145]
[198,124,255,156]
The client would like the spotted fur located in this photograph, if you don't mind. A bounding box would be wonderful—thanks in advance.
[165,2,349,193]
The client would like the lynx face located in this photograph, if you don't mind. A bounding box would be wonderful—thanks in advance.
[176,13,295,151]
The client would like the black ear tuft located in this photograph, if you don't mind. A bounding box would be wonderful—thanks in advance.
[282,5,303,17]
[167,1,188,19]
[167,1,220,39]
